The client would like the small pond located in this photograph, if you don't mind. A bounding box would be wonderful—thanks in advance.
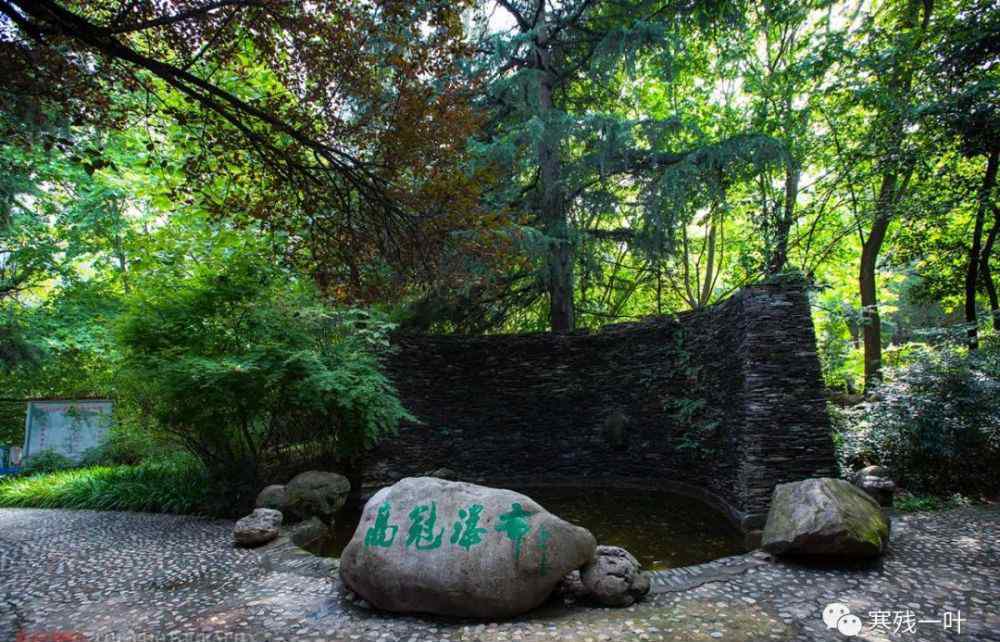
[324,486,744,570]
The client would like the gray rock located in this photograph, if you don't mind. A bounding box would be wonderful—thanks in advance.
[580,545,651,607]
[291,516,336,555]
[555,570,590,601]
[855,475,895,507]
[850,466,895,507]
[286,471,351,522]
[340,477,596,619]
[762,478,890,558]
[631,569,652,596]
[855,465,890,479]
[255,484,289,512]
[233,508,282,547]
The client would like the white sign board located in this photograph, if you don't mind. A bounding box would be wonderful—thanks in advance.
[23,400,113,462]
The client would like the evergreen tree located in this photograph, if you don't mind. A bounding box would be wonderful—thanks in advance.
[471,0,777,330]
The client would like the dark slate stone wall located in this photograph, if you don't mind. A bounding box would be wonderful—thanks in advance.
[369,278,836,527]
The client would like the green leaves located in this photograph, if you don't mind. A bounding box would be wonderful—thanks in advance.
[116,255,410,483]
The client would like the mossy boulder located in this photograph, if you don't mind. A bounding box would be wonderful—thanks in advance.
[286,471,350,522]
[762,478,889,558]
[255,484,289,513]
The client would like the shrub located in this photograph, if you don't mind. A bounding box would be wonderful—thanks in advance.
[77,422,172,467]
[0,453,214,515]
[894,493,973,513]
[116,260,412,499]
[838,336,1000,495]
[19,450,76,475]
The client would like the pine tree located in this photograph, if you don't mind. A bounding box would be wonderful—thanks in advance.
[471,0,779,330]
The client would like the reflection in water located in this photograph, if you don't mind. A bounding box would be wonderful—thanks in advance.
[517,487,745,570]
[321,486,744,570]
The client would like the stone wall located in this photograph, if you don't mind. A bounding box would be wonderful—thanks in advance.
[368,277,836,529]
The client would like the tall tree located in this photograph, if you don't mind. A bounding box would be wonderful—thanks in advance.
[737,2,845,277]
[474,0,763,331]
[930,0,1000,344]
[824,0,933,385]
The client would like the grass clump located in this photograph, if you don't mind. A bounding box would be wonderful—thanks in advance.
[0,454,212,515]
[894,492,975,513]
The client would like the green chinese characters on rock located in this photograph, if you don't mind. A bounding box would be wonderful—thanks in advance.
[450,503,487,550]
[495,502,534,560]
[535,525,551,576]
[365,499,550,575]
[364,501,398,548]
[406,501,445,550]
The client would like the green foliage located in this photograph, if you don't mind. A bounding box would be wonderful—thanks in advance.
[838,336,1000,495]
[19,450,76,476]
[664,329,721,456]
[0,454,213,515]
[76,425,164,467]
[894,493,974,514]
[116,257,412,490]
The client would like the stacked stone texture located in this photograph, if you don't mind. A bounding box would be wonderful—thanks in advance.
[370,277,836,528]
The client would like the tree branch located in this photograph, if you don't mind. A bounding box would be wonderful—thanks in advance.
[496,0,532,31]
[107,0,265,34]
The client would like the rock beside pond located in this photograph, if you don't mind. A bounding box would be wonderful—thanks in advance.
[854,475,895,507]
[851,466,895,507]
[854,465,890,479]
[555,570,590,601]
[580,545,652,607]
[255,484,289,513]
[286,471,350,522]
[291,516,336,555]
[762,478,890,558]
[233,508,282,547]
[340,477,597,619]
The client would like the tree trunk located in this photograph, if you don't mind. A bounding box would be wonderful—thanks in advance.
[767,158,799,275]
[860,173,897,387]
[982,210,999,330]
[965,149,999,349]
[857,0,929,387]
[534,6,573,332]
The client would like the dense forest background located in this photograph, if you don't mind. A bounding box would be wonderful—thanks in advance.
[0,1,998,503]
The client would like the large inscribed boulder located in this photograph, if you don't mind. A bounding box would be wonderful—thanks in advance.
[762,478,889,558]
[340,477,597,618]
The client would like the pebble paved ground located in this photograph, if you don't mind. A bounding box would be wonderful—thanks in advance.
[1,505,997,642]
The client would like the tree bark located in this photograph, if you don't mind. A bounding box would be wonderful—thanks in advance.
[857,0,929,388]
[860,173,896,386]
[533,3,574,331]
[982,207,999,330]
[767,158,799,275]
[964,149,998,349]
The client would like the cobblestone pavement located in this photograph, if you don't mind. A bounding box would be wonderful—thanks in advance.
[1,505,997,642]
